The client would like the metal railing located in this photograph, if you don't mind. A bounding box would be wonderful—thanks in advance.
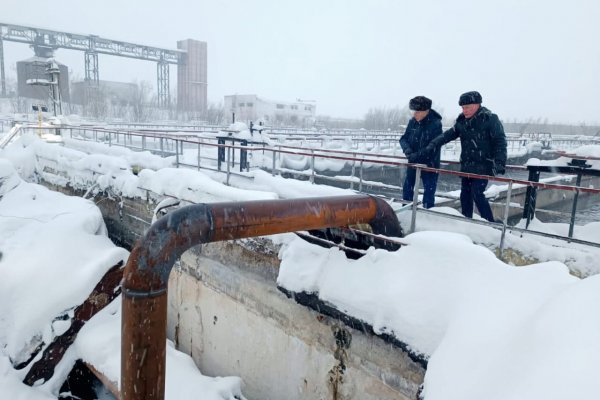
[17,124,600,255]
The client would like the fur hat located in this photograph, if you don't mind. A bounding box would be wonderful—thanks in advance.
[458,91,482,106]
[409,96,432,111]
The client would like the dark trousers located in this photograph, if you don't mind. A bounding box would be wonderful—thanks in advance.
[460,177,494,222]
[403,168,438,209]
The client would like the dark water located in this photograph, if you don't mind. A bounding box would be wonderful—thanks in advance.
[537,197,600,225]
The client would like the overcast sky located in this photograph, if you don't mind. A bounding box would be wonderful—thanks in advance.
[2,0,600,124]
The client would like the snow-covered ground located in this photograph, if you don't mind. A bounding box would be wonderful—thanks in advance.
[0,160,246,399]
[1,131,600,399]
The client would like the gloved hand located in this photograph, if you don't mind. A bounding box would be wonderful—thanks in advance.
[405,152,417,163]
[424,143,437,154]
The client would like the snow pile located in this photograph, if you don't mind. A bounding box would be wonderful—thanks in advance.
[0,159,247,399]
[277,229,600,400]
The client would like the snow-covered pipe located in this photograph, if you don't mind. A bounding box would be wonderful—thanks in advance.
[121,195,401,400]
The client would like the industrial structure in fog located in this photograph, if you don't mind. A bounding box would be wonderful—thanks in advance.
[224,94,316,126]
[0,22,207,115]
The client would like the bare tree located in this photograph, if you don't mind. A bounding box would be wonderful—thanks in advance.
[364,106,410,131]
[205,102,225,125]
[84,86,108,119]
[10,96,28,114]
[131,81,152,122]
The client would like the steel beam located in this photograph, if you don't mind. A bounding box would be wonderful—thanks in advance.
[0,22,182,63]
[157,61,169,108]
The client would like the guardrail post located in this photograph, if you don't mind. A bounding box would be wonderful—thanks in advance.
[175,139,180,168]
[409,166,422,234]
[523,168,541,228]
[359,160,364,192]
[272,149,277,176]
[226,146,231,185]
[568,173,583,239]
[197,141,201,171]
[350,154,356,190]
[240,139,248,172]
[310,149,315,184]
[498,181,513,259]
[217,138,225,171]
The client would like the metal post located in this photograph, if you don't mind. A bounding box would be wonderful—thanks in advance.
[350,154,356,190]
[157,61,170,108]
[142,136,146,151]
[310,150,315,184]
[197,142,201,171]
[498,181,513,259]
[272,150,277,176]
[217,138,225,170]
[226,146,231,185]
[240,139,248,172]
[0,38,6,97]
[523,168,541,228]
[175,140,179,167]
[409,166,422,234]
[568,173,583,239]
[359,160,364,192]
[108,131,112,146]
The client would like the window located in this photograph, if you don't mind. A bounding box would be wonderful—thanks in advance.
[238,103,245,107]
[276,104,285,109]
[246,102,253,107]
[305,106,312,111]
[291,105,298,110]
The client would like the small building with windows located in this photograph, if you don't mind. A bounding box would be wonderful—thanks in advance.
[224,94,316,126]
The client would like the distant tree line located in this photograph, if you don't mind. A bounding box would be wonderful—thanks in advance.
[363,106,412,131]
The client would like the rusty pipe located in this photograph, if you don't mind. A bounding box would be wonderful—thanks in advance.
[121,195,401,400]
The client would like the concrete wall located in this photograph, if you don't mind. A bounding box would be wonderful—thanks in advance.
[167,243,423,400]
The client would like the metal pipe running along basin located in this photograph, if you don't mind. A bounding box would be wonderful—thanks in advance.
[121,194,402,400]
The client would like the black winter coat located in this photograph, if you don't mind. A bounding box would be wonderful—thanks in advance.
[431,106,507,176]
[400,109,443,168]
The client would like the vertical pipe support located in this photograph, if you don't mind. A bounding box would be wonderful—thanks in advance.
[409,166,422,234]
[523,168,541,228]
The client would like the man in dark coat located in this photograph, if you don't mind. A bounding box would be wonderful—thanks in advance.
[426,91,507,222]
[400,96,442,208]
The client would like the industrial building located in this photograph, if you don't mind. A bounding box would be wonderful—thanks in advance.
[16,57,70,103]
[224,94,316,126]
[177,39,207,115]
[1,23,207,116]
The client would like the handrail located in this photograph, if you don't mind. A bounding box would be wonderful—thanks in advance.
[121,195,401,400]
[18,124,600,192]
[0,124,22,149]
[17,126,600,241]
